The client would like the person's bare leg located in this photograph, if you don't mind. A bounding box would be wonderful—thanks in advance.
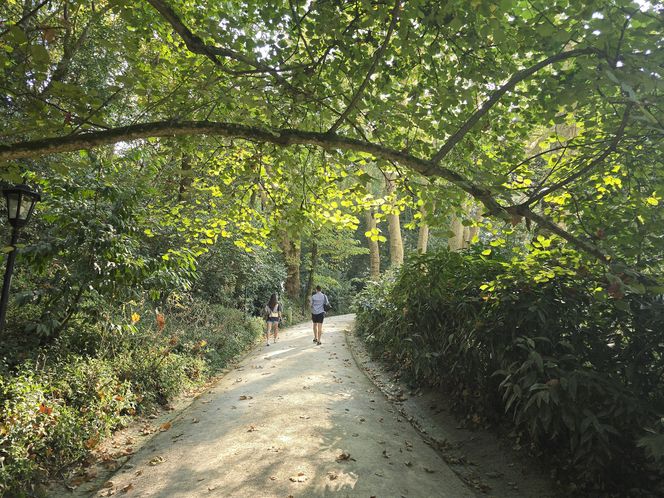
[313,321,317,342]
[265,322,272,345]
[273,322,279,343]
[316,322,323,343]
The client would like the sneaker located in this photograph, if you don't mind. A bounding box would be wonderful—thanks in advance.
[313,338,317,342]
[266,343,270,346]
[316,340,322,345]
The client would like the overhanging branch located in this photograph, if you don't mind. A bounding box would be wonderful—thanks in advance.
[327,0,401,133]
[0,120,610,263]
[431,47,597,165]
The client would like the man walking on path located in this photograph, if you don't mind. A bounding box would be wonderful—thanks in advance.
[310,285,330,345]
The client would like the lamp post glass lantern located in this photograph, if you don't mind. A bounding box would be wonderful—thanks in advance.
[0,183,41,332]
[4,184,41,228]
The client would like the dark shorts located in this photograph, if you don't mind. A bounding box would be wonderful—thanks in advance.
[267,317,280,323]
[312,312,325,323]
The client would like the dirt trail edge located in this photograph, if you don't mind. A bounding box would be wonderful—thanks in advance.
[90,314,476,497]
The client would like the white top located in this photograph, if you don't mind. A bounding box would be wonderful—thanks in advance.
[310,291,329,314]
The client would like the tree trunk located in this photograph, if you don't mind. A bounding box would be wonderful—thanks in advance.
[385,175,404,267]
[417,203,434,254]
[365,210,381,280]
[280,233,301,300]
[177,154,192,202]
[303,239,318,310]
[448,215,465,251]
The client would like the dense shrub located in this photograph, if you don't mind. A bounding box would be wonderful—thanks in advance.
[0,300,262,496]
[354,247,664,494]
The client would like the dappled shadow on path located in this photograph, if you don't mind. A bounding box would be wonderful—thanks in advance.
[102,316,473,497]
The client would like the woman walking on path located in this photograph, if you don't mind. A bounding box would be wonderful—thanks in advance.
[310,285,330,345]
[264,294,282,346]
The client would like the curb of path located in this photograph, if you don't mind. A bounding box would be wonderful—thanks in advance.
[344,327,559,498]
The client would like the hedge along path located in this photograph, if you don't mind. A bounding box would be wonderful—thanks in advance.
[93,314,475,497]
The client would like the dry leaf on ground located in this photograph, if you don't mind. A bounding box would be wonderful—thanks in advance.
[121,483,133,493]
[336,451,351,462]
[289,472,308,482]
[149,456,165,466]
[239,395,253,400]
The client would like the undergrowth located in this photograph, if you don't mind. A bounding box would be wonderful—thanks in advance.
[354,248,664,496]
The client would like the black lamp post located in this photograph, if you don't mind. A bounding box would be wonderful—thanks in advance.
[0,184,41,332]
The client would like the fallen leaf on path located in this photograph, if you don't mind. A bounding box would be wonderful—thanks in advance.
[141,425,154,435]
[208,485,218,491]
[239,395,253,400]
[299,415,310,420]
[270,476,277,481]
[159,422,171,431]
[121,483,133,494]
[289,472,308,482]
[247,425,257,432]
[135,470,143,477]
[192,418,199,424]
[336,451,351,462]
[149,456,165,466]
[102,481,115,489]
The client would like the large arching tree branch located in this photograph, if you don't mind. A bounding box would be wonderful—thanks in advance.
[430,47,598,165]
[506,204,609,263]
[144,0,368,137]
[327,0,401,134]
[144,0,303,77]
[0,120,611,262]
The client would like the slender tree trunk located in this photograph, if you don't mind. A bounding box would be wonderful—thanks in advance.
[280,233,301,300]
[417,203,434,254]
[303,239,318,310]
[365,209,381,280]
[177,154,192,202]
[385,175,404,267]
[448,215,465,251]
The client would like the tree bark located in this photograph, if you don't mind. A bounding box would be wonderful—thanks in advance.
[417,203,433,254]
[280,233,301,300]
[365,209,381,280]
[303,239,318,310]
[385,175,404,267]
[448,215,464,251]
[177,154,192,202]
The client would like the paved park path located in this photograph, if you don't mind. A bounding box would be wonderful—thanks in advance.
[104,315,475,497]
